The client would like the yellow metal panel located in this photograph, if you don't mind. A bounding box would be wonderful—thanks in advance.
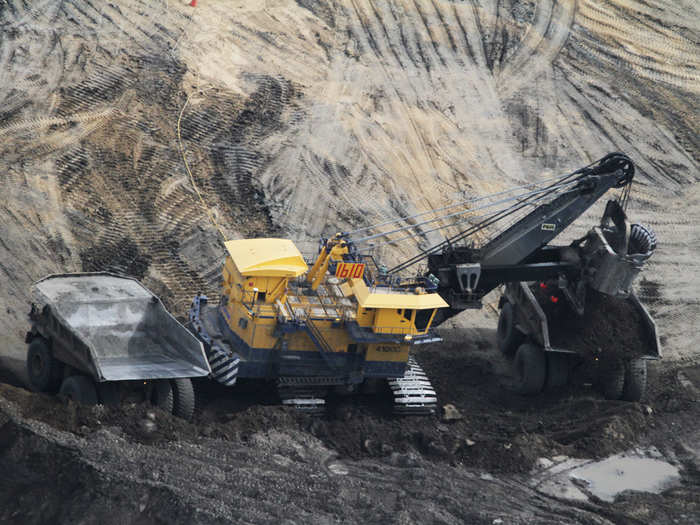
[225,302,253,346]
[306,245,327,284]
[287,331,316,351]
[339,282,352,296]
[374,308,412,334]
[225,239,308,277]
[348,279,448,309]
[356,307,375,327]
[252,323,279,349]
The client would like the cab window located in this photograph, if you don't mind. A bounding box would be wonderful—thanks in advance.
[414,309,434,332]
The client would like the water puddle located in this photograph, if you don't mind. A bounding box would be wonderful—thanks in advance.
[531,448,681,502]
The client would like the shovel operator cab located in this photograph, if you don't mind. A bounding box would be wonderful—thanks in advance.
[189,236,447,413]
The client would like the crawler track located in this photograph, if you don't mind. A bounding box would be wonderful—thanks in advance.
[389,356,438,415]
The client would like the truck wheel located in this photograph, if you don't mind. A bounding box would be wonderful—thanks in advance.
[498,302,524,357]
[601,359,626,400]
[545,352,569,390]
[26,338,63,393]
[59,375,98,405]
[171,378,195,420]
[622,359,647,402]
[97,382,120,405]
[513,343,546,395]
[151,380,174,414]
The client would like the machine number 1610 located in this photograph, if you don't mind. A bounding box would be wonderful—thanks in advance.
[335,262,365,279]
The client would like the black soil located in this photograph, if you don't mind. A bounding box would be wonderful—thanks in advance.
[2,342,700,524]
[0,333,656,476]
[533,281,654,360]
[80,237,152,279]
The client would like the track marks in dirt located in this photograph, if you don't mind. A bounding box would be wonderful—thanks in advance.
[497,0,576,98]
[169,0,697,261]
[0,109,116,138]
[0,1,301,314]
[343,0,445,232]
[574,0,700,93]
[553,64,698,187]
[318,0,525,248]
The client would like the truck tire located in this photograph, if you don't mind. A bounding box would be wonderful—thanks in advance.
[59,375,98,405]
[151,380,174,414]
[171,378,195,420]
[26,338,63,393]
[513,343,546,395]
[498,302,524,357]
[97,382,121,405]
[545,352,569,390]
[622,359,647,402]
[601,359,626,400]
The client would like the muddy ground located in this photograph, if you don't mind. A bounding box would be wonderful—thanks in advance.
[1,326,699,524]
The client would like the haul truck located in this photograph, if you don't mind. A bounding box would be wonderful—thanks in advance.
[25,273,210,419]
[389,153,660,399]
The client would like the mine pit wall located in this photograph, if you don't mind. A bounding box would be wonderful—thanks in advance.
[0,0,698,382]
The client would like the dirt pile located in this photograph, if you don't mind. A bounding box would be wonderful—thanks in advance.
[534,282,653,359]
[0,384,597,525]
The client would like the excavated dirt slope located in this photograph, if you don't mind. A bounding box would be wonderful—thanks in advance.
[0,0,699,523]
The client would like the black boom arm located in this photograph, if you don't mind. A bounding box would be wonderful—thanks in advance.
[427,153,635,310]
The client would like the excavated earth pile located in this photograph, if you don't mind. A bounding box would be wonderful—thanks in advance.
[533,284,654,358]
[1,0,699,523]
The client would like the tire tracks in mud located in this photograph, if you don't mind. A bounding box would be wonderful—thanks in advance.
[0,109,116,138]
[497,0,577,99]
[340,0,520,244]
[558,78,666,185]
[381,0,488,243]
[348,0,438,173]
[344,0,445,241]
[552,56,698,187]
[574,0,699,94]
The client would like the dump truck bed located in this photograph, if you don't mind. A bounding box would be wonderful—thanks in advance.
[33,273,210,382]
[506,282,661,358]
